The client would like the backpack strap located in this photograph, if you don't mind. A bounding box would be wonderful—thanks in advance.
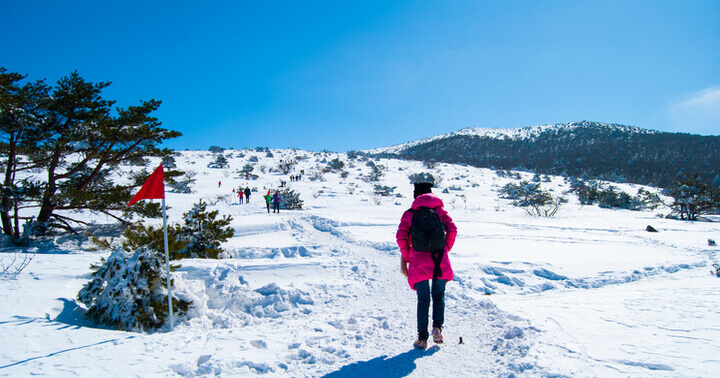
[431,248,444,280]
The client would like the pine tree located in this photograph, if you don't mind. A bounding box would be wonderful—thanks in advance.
[278,188,303,210]
[364,161,385,182]
[0,68,50,239]
[1,69,181,236]
[175,200,234,259]
[208,154,230,169]
[499,181,564,217]
[667,174,720,220]
[240,163,257,180]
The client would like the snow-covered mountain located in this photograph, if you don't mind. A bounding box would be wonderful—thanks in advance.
[367,121,720,188]
[365,121,655,155]
[1,148,719,376]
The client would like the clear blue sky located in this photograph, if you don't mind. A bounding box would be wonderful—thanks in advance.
[2,1,719,152]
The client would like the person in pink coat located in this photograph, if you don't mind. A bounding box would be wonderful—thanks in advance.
[396,182,458,349]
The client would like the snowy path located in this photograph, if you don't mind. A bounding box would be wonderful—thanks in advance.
[177,207,539,376]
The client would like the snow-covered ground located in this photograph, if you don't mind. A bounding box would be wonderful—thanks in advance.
[1,149,719,377]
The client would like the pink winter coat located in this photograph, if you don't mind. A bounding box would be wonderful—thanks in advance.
[396,193,458,290]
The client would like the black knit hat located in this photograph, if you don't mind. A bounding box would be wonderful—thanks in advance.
[413,182,433,198]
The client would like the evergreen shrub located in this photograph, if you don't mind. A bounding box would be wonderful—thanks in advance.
[278,188,303,210]
[408,172,435,184]
[77,246,191,332]
[121,201,234,260]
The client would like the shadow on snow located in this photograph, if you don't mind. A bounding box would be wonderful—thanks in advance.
[51,298,98,329]
[322,347,439,378]
[0,299,136,370]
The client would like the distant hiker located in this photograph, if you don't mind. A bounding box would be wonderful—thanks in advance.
[264,190,273,213]
[244,187,251,203]
[218,180,222,188]
[272,191,281,213]
[238,189,244,204]
[396,182,457,350]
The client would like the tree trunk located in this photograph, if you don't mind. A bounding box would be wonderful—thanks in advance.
[1,134,17,237]
[36,146,61,224]
[36,189,56,224]
[13,200,20,238]
[1,212,14,237]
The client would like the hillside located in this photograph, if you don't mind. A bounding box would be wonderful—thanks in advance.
[1,149,719,376]
[369,121,720,188]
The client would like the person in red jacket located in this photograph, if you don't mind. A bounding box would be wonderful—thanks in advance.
[396,182,458,350]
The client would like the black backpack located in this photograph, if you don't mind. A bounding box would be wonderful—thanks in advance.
[408,207,446,252]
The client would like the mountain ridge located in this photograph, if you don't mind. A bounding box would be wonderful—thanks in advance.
[364,121,658,155]
[367,121,719,188]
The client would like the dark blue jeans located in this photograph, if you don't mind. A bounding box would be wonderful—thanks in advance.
[416,279,447,340]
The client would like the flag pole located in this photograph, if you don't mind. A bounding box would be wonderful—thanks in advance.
[162,197,174,331]
[127,164,172,331]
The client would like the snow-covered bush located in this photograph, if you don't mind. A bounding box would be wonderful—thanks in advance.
[161,155,178,169]
[77,246,192,332]
[278,160,295,174]
[325,158,344,172]
[569,178,662,211]
[500,181,550,206]
[373,185,396,197]
[363,161,385,182]
[496,170,522,179]
[499,181,565,217]
[596,187,635,209]
[239,164,258,180]
[307,170,325,182]
[169,171,196,194]
[408,172,435,185]
[568,178,603,205]
[278,188,303,210]
[531,173,552,183]
[207,154,230,169]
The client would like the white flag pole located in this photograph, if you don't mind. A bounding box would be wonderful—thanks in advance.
[162,197,174,331]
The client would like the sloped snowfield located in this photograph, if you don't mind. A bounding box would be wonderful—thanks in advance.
[1,149,719,377]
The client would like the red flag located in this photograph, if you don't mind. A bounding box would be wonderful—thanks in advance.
[128,164,165,206]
